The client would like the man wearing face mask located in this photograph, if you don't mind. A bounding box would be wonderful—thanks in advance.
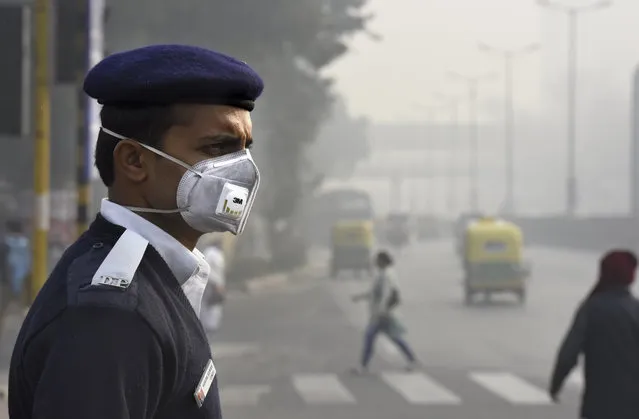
[8,44,263,419]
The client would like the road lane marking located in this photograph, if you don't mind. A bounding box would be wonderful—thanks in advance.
[469,372,552,404]
[220,385,271,406]
[381,372,461,405]
[292,374,356,404]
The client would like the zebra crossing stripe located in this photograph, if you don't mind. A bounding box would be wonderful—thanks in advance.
[292,374,356,404]
[381,372,461,405]
[220,385,271,406]
[469,372,552,405]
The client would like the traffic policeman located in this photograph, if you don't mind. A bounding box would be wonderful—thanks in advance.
[8,44,264,419]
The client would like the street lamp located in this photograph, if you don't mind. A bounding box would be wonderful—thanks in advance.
[412,103,437,216]
[478,42,540,215]
[432,92,461,218]
[537,0,612,215]
[447,71,496,213]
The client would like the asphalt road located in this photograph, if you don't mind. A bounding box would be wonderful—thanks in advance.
[212,239,597,419]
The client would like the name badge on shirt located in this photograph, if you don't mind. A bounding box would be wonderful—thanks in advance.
[92,275,131,289]
[194,359,216,408]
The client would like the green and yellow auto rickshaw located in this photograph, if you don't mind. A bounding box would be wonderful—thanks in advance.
[325,189,375,277]
[330,219,375,277]
[462,217,531,305]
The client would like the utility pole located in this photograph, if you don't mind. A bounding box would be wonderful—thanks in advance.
[423,107,435,216]
[32,0,51,302]
[537,0,612,215]
[447,102,459,217]
[448,72,494,213]
[432,92,460,219]
[75,0,90,236]
[469,83,478,212]
[66,0,106,236]
[478,42,539,215]
[412,104,438,216]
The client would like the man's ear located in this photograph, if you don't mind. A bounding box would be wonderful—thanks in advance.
[113,140,150,183]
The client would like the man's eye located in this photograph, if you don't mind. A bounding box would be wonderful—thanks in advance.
[201,142,248,156]
[202,145,223,155]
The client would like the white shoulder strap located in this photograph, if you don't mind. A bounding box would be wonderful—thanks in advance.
[91,229,149,289]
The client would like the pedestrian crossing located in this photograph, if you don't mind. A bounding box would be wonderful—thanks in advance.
[220,369,580,407]
[292,374,357,404]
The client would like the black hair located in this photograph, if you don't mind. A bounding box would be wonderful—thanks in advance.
[376,250,393,266]
[95,105,193,186]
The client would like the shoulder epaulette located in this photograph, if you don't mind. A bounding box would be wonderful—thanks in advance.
[90,229,149,289]
[67,229,149,308]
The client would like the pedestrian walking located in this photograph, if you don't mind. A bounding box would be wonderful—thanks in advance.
[549,249,639,419]
[351,250,418,373]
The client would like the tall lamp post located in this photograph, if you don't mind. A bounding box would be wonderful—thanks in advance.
[478,42,540,215]
[537,0,612,215]
[413,103,437,215]
[447,72,495,213]
[433,92,461,218]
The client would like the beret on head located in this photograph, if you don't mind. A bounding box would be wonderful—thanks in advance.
[83,44,264,111]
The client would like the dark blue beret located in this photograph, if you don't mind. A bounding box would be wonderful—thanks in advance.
[83,44,264,111]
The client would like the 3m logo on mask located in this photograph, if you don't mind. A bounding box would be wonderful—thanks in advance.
[215,183,249,220]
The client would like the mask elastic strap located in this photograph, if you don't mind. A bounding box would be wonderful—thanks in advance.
[101,127,199,175]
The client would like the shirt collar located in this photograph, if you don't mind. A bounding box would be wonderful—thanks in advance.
[100,198,203,284]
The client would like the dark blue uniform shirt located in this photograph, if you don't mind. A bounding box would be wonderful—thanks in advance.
[8,214,222,419]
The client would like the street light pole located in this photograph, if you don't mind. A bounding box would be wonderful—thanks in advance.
[449,101,459,217]
[448,72,494,213]
[567,10,577,215]
[505,52,514,214]
[478,42,540,215]
[537,0,612,215]
[469,81,478,212]
[32,0,51,303]
[423,106,435,216]
[432,93,461,218]
[413,103,437,216]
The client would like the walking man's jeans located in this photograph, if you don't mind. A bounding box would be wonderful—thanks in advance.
[361,321,415,367]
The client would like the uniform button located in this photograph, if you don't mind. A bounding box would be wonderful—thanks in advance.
[92,242,104,249]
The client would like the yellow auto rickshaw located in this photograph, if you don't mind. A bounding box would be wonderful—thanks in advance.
[330,219,374,278]
[462,217,531,305]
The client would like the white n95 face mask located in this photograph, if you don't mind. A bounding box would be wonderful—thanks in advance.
[101,127,260,235]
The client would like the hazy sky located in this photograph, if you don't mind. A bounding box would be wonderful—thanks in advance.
[323,0,639,215]
[325,0,639,124]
